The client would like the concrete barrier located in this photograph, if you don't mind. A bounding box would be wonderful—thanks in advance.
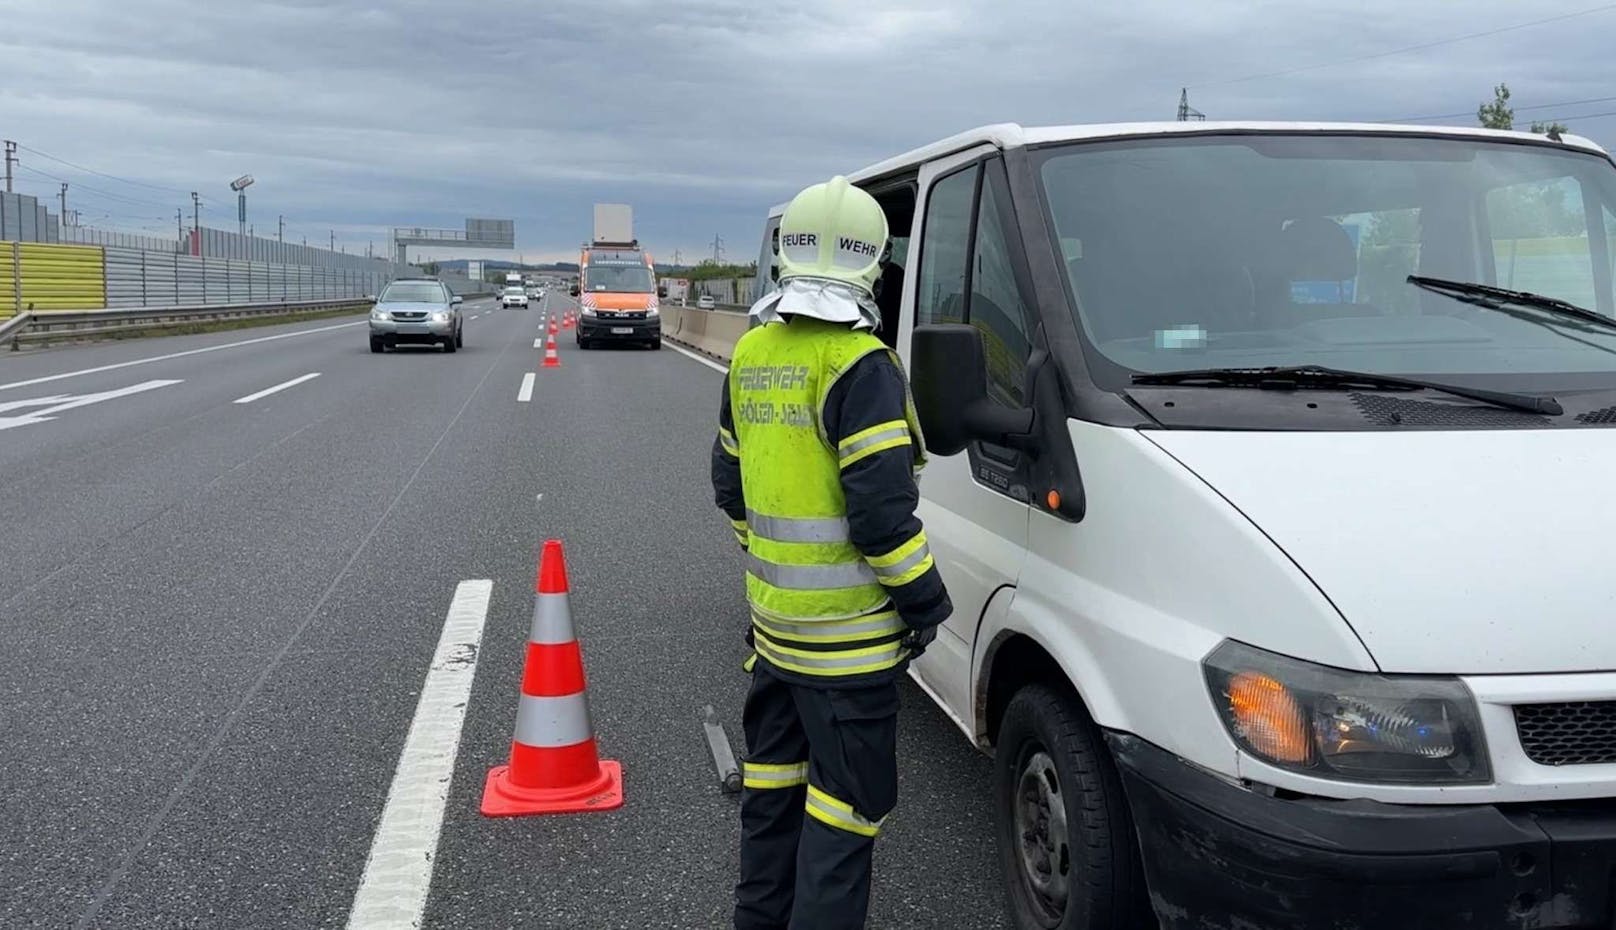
[662,304,750,363]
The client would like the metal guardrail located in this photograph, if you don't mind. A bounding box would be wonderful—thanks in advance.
[3,297,370,349]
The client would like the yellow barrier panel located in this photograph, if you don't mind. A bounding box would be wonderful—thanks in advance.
[0,241,17,318]
[18,242,105,312]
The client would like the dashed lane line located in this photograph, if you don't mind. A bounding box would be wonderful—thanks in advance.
[345,579,492,930]
[517,372,536,403]
[233,372,321,405]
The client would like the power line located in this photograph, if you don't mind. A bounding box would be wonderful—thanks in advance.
[1527,107,1616,123]
[1391,93,1616,123]
[15,143,190,195]
[1189,3,1616,89]
[14,163,174,210]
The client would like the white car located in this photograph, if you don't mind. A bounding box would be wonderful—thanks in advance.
[696,295,716,309]
[754,121,1616,930]
[500,286,529,309]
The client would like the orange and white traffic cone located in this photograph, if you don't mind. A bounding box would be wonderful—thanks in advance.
[548,316,559,336]
[481,540,623,817]
[542,334,561,369]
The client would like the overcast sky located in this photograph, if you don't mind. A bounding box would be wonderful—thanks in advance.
[4,0,1615,264]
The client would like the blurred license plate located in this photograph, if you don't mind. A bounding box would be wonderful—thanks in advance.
[611,327,633,334]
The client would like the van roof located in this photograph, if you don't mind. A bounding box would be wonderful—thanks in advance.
[768,121,1610,214]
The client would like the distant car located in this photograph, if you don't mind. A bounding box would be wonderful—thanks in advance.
[369,278,463,353]
[697,295,716,310]
[525,285,541,299]
[535,287,547,300]
[501,286,530,309]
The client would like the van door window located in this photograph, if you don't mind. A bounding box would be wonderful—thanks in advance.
[915,157,1032,501]
[971,165,1035,406]
[1605,204,1616,282]
[1485,176,1596,309]
[916,165,976,326]
[756,216,782,298]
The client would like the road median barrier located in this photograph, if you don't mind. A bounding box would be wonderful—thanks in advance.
[661,303,749,364]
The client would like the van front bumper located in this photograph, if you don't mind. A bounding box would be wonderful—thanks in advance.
[578,316,660,342]
[1107,733,1616,929]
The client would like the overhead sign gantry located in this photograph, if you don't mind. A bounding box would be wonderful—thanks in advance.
[392,218,515,265]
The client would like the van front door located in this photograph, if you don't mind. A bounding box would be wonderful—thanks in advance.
[893,148,1034,729]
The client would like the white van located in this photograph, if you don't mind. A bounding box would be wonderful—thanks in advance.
[754,122,1616,929]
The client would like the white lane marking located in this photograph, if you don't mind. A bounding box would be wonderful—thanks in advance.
[662,339,729,374]
[0,321,364,393]
[345,579,492,930]
[468,314,479,320]
[0,394,71,414]
[517,372,536,402]
[533,338,543,349]
[0,379,183,430]
[233,372,321,405]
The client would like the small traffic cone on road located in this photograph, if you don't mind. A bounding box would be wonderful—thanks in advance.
[482,540,623,817]
[548,317,559,336]
[563,312,574,330]
[542,333,561,369]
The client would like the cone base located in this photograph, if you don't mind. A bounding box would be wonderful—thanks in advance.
[480,760,623,817]
[542,358,561,369]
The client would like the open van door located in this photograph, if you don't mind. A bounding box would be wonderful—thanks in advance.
[887,148,1035,729]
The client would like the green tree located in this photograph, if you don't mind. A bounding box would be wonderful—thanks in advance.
[1478,83,1514,129]
[1478,83,1568,135]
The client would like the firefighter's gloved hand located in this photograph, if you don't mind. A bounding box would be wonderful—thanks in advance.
[902,623,938,657]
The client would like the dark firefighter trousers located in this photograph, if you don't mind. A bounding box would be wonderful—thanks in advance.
[734,660,900,930]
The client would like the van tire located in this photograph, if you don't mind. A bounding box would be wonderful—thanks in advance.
[993,684,1150,930]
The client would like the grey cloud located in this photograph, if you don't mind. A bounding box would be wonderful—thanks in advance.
[4,0,1613,261]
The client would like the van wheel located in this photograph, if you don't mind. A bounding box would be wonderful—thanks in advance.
[994,684,1150,930]
[369,337,384,354]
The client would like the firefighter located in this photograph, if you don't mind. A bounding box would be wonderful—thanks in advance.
[712,176,952,930]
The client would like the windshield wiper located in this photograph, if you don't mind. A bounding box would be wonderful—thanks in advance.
[1131,364,1563,416]
[1407,274,1616,335]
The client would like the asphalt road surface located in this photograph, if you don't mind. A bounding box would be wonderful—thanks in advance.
[0,293,1008,929]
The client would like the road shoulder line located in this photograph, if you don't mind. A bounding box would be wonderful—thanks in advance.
[0,320,364,392]
[661,338,728,375]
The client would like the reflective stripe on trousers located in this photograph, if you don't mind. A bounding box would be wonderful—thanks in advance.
[805,784,882,837]
[742,760,808,790]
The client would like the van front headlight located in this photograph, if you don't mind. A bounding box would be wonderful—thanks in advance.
[1203,640,1490,785]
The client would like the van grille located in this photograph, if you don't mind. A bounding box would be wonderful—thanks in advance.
[1515,702,1616,766]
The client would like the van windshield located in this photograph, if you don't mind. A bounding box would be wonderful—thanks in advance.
[585,253,654,293]
[1037,134,1616,390]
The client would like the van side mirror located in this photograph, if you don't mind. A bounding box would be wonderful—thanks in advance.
[911,324,1036,456]
[658,286,668,298]
[450,295,463,305]
[569,283,580,297]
